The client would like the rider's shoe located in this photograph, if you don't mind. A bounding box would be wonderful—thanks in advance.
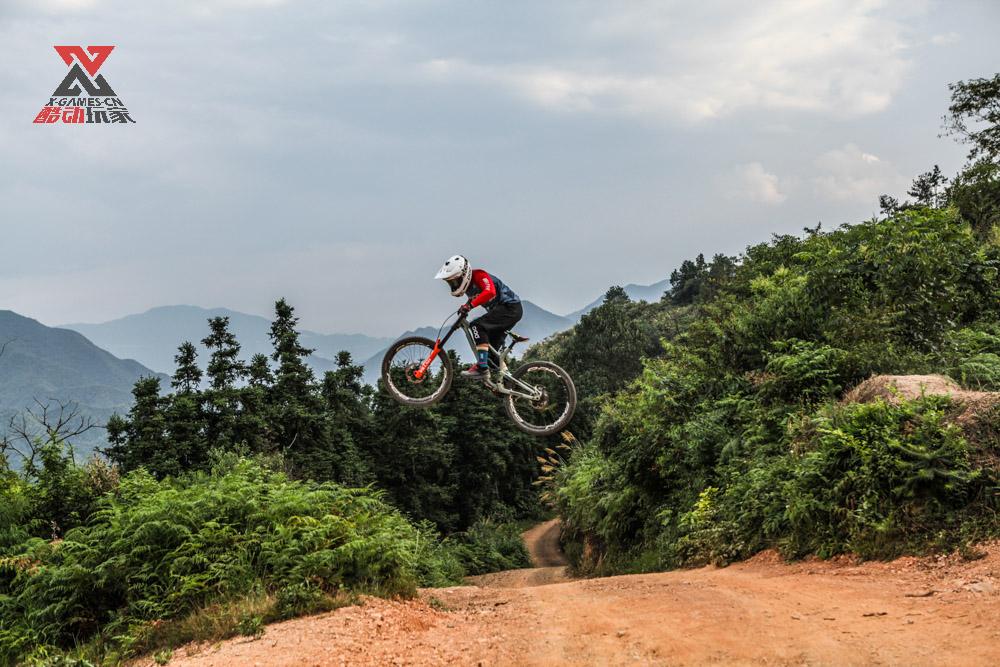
[462,364,489,380]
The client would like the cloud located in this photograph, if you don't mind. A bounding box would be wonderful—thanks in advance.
[812,143,908,203]
[930,32,960,46]
[724,162,788,205]
[12,0,101,10]
[1,0,991,334]
[418,1,919,122]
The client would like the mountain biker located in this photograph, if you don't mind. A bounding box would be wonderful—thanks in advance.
[434,255,522,379]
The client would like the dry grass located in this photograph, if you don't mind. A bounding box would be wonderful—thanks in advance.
[121,590,358,665]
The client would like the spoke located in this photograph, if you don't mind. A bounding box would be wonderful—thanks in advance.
[385,341,448,401]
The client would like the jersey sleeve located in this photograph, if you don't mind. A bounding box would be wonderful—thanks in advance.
[468,269,497,308]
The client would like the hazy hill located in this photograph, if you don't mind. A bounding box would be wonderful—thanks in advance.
[63,306,393,376]
[0,310,165,458]
[564,279,671,322]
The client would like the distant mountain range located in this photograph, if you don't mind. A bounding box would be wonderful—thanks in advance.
[63,306,394,376]
[0,310,165,460]
[564,278,671,322]
[60,281,673,384]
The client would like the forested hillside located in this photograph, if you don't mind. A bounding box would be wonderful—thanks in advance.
[0,311,165,460]
[542,74,1000,573]
[95,300,544,531]
[1,299,539,663]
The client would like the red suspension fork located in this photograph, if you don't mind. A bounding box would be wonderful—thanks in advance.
[413,340,443,379]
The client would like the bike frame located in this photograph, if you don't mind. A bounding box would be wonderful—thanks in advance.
[412,313,543,401]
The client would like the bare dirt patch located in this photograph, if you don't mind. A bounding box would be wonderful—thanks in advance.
[843,374,999,422]
[158,530,1000,667]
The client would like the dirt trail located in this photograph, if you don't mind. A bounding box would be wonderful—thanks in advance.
[523,518,568,566]
[161,527,1000,667]
[467,518,568,588]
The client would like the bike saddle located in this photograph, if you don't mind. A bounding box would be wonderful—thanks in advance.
[507,331,530,343]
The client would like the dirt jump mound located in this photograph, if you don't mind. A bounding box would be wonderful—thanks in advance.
[845,374,999,421]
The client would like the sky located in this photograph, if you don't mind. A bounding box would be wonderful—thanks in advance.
[1,0,998,336]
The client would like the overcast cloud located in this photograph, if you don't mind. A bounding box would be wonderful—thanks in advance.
[1,0,997,335]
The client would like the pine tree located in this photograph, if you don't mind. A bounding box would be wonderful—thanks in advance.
[247,353,273,387]
[556,286,650,398]
[200,317,245,449]
[171,341,202,393]
[669,254,708,305]
[202,317,245,390]
[320,352,373,486]
[879,194,901,217]
[370,385,460,530]
[105,377,172,475]
[436,362,541,530]
[267,299,337,481]
[164,392,207,471]
[270,299,315,396]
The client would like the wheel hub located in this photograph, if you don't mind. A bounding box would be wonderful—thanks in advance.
[404,364,425,384]
[531,388,549,410]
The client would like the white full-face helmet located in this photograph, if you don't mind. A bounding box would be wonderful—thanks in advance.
[434,255,472,296]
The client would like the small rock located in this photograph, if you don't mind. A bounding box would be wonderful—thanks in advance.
[616,630,627,638]
[904,590,935,598]
[862,611,888,617]
[965,581,995,594]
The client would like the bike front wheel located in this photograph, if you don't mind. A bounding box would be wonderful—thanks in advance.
[381,336,454,406]
[503,360,577,436]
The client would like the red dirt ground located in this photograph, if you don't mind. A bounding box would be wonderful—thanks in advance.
[157,520,1000,666]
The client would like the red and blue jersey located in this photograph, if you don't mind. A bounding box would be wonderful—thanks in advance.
[467,269,520,310]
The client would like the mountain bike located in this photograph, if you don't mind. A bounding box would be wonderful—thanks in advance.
[380,310,576,436]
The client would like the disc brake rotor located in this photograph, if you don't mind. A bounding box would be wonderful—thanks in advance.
[531,388,550,410]
[404,364,425,384]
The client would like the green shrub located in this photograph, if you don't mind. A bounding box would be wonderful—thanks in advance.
[781,397,992,558]
[943,325,1000,390]
[553,207,1000,574]
[759,340,849,405]
[448,519,532,575]
[0,457,463,664]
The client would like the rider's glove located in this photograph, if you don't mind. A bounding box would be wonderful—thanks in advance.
[458,302,472,316]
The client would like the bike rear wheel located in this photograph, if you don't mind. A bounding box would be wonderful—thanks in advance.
[381,336,453,406]
[503,360,576,436]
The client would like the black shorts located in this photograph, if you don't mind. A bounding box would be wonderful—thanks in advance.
[470,301,523,349]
